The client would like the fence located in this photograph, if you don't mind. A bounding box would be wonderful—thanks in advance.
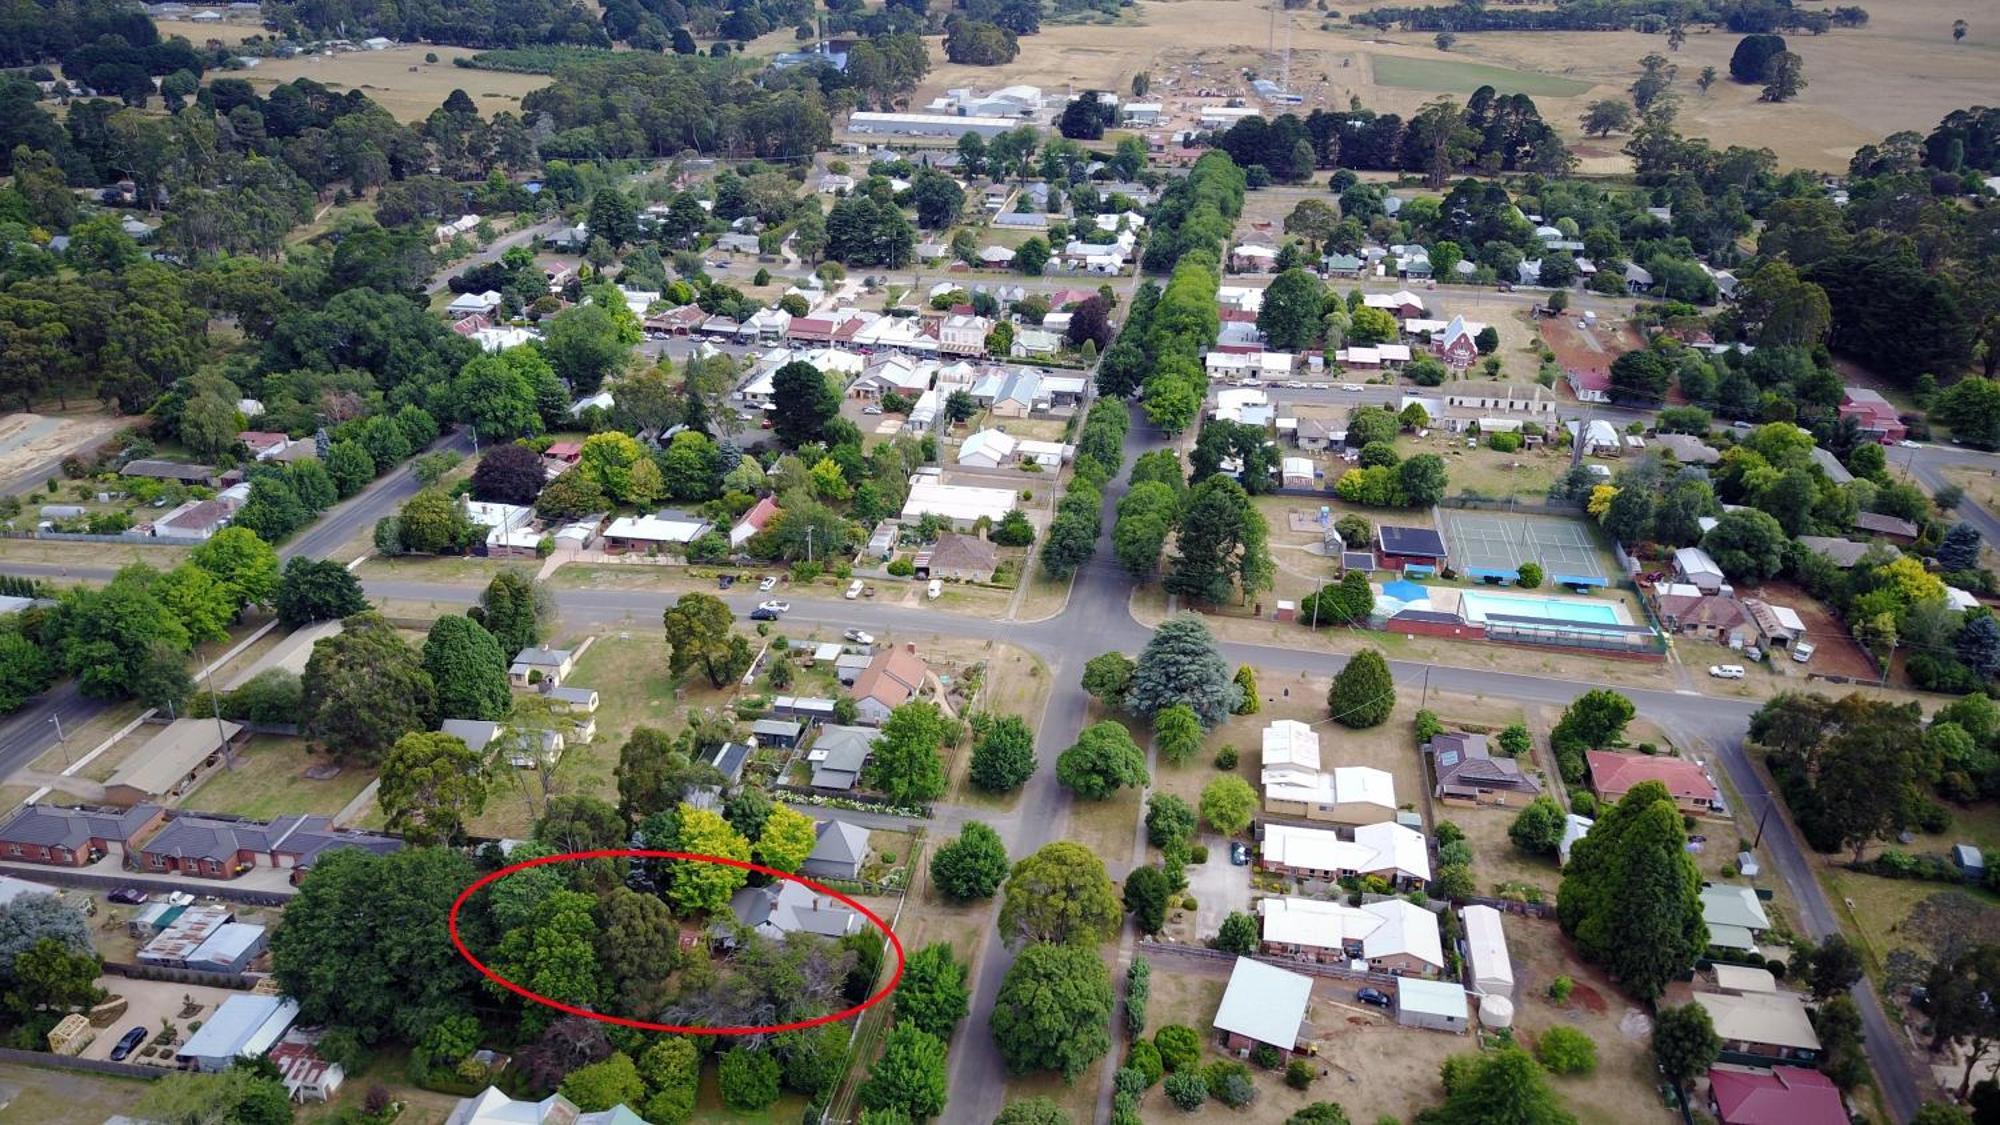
[1458,894,1556,919]
[0,863,296,906]
[0,1045,162,1080]
[1135,941,1404,988]
[0,530,209,547]
[1437,496,1587,516]
[104,961,259,990]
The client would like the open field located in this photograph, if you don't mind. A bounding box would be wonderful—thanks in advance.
[0,1061,151,1124]
[0,537,190,570]
[1366,52,1594,98]
[180,736,373,820]
[216,45,548,122]
[154,17,263,44]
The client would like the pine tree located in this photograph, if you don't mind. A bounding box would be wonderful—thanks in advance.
[1327,649,1395,728]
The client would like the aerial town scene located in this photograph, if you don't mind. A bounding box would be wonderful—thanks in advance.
[0,0,1995,1120]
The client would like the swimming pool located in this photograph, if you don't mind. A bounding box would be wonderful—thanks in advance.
[1457,589,1628,627]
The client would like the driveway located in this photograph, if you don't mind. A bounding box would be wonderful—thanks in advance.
[1186,832,1251,936]
[77,978,239,1063]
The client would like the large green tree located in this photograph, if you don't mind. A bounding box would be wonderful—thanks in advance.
[989,942,1114,1079]
[188,526,280,608]
[999,841,1122,946]
[1426,1046,1576,1125]
[274,557,366,628]
[970,713,1037,793]
[1056,721,1149,800]
[473,570,546,657]
[1257,268,1327,350]
[1548,689,1635,782]
[1556,780,1706,1000]
[423,613,511,721]
[858,1024,950,1119]
[895,941,971,1040]
[931,821,1010,901]
[1126,615,1240,725]
[662,592,752,689]
[1166,476,1273,607]
[1650,1002,1721,1089]
[301,613,436,765]
[378,730,489,846]
[1328,649,1395,728]
[863,701,952,805]
[770,360,840,448]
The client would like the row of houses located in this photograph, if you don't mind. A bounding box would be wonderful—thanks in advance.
[0,802,401,884]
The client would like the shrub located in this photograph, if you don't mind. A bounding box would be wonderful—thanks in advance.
[1154,1025,1201,1072]
[1163,1071,1208,1110]
[1214,746,1239,770]
[1285,1058,1315,1089]
[1251,1044,1283,1070]
[1206,1060,1255,1106]
[887,557,915,577]
[1536,1026,1597,1074]
[1488,431,1523,453]
[1547,975,1574,1004]
[1181,895,1197,910]
[1187,844,1209,864]
[1125,1040,1164,1086]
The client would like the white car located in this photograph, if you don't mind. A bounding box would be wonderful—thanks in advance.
[758,576,778,593]
[1709,664,1746,680]
[862,405,883,415]
[1898,440,1922,449]
[1340,383,1364,392]
[758,600,791,614]
[844,629,875,645]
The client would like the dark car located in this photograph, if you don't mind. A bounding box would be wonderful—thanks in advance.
[717,574,735,589]
[1229,842,1250,866]
[109,1026,148,1061]
[749,607,779,621]
[1356,988,1392,1009]
[107,887,148,905]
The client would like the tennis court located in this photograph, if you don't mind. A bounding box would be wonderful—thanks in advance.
[1442,510,1608,587]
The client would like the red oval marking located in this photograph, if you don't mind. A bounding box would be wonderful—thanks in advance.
[448,848,906,1035]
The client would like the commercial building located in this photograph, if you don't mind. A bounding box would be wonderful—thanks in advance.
[847,111,1017,138]
[900,470,1019,529]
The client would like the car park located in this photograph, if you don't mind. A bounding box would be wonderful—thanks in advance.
[1356,988,1392,1009]
[844,629,875,645]
[1709,664,1746,679]
[109,1027,147,1061]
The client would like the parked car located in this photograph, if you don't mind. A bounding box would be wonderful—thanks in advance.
[845,579,864,600]
[758,600,790,614]
[1709,664,1746,679]
[749,607,779,621]
[1356,988,1392,1009]
[1229,842,1250,866]
[109,1027,147,1061]
[1791,641,1816,664]
[844,629,875,645]
[717,574,735,589]
[862,405,883,415]
[758,576,779,593]
[107,887,148,905]
[1340,383,1364,392]
[1898,440,1923,449]
[926,579,943,599]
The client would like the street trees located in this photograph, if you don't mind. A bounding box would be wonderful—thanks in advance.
[1557,781,1706,1000]
[1081,652,1136,705]
[662,593,752,689]
[770,361,840,448]
[302,613,436,766]
[1153,704,1203,765]
[989,942,1114,1079]
[1327,649,1395,728]
[189,526,280,608]
[932,821,1010,901]
[1145,794,1198,850]
[423,613,510,721]
[274,557,366,627]
[752,804,817,874]
[859,1024,950,1119]
[1548,689,1636,782]
[895,941,971,1040]
[864,701,952,805]
[378,731,489,846]
[1127,615,1241,726]
[1057,721,1149,800]
[1258,268,1327,350]
[999,841,1122,946]
[970,713,1037,793]
[1300,571,1375,628]
[1123,865,1171,935]
[1199,775,1257,836]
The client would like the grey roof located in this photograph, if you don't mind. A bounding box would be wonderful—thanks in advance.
[511,646,572,667]
[121,458,215,481]
[1379,525,1447,557]
[751,719,802,739]
[725,880,858,938]
[441,719,502,754]
[106,719,243,797]
[710,741,753,783]
[0,804,159,850]
[144,814,399,868]
[1796,535,1870,568]
[810,725,877,789]
[808,819,870,869]
[546,685,598,705]
[1430,732,1539,794]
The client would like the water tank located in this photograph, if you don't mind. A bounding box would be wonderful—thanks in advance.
[1480,995,1515,1030]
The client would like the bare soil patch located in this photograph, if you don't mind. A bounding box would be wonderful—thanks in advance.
[0,410,128,488]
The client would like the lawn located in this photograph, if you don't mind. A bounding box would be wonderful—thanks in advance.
[0,1062,151,1125]
[1395,431,1567,501]
[1366,52,1595,97]
[1505,917,1679,1125]
[180,736,374,820]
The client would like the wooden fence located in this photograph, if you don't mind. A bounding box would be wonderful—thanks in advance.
[0,1045,162,1080]
[1135,941,1404,989]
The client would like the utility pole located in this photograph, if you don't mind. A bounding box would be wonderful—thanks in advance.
[806,525,815,567]
[48,714,69,767]
[203,655,235,771]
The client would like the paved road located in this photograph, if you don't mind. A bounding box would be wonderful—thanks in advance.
[425,221,564,296]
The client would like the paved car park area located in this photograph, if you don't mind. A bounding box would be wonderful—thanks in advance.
[77,978,240,1063]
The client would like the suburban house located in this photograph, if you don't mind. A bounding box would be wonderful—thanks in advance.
[730,497,780,549]
[938,313,992,356]
[1377,526,1449,572]
[508,646,575,688]
[1461,906,1514,997]
[1837,388,1907,444]
[1212,957,1314,1059]
[1853,511,1919,543]
[138,814,399,881]
[974,369,1049,417]
[269,1032,346,1103]
[1708,1066,1846,1125]
[1258,821,1430,888]
[1672,547,1727,593]
[1228,243,1279,272]
[158,499,236,539]
[440,719,504,757]
[1566,367,1611,404]
[1587,750,1722,813]
[1257,895,1446,976]
[1693,989,1822,1066]
[1362,290,1427,319]
[1742,599,1807,652]
[121,459,216,487]
[236,431,292,461]
[915,534,999,583]
[957,429,1019,469]
[901,470,1019,529]
[1425,731,1542,804]
[1700,883,1773,953]
[849,646,930,725]
[176,995,299,1073]
[1653,584,1756,646]
[1263,758,1399,826]
[102,719,247,807]
[721,879,860,943]
[1796,536,1871,569]
[1652,433,1722,464]
[602,510,714,553]
[446,290,502,319]
[707,741,752,786]
[1395,978,1470,1033]
[801,819,870,881]
[446,1088,644,1125]
[807,725,877,791]
[0,803,164,867]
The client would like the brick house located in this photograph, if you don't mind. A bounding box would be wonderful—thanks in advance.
[1586,750,1722,813]
[0,804,164,867]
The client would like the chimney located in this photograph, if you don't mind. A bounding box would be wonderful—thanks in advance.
[904,642,917,655]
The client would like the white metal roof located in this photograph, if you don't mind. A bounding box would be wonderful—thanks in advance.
[1396,977,1469,1019]
[900,475,1017,524]
[1261,720,1320,772]
[1693,990,1821,1050]
[1213,957,1313,1048]
[604,513,711,543]
[1257,896,1443,968]
[1461,905,1513,996]
[1263,822,1429,882]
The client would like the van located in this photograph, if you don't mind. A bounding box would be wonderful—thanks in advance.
[1791,641,1816,664]
[845,579,864,600]
[927,579,943,600]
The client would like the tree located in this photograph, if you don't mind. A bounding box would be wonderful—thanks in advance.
[472,443,548,505]
[770,360,840,448]
[718,1048,781,1112]
[1328,649,1395,728]
[137,1068,294,1125]
[302,614,436,765]
[1549,688,1635,781]
[561,1053,644,1112]
[1928,946,2000,1096]
[189,526,279,608]
[752,804,817,874]
[1557,781,1706,1000]
[1729,33,1788,83]
[1651,1002,1721,1088]
[1014,237,1050,276]
[1199,775,1257,836]
[595,888,681,1016]
[1609,349,1673,405]
[542,304,631,396]
[859,1024,949,1118]
[666,804,751,916]
[271,847,481,1042]
[896,941,971,1040]
[1580,99,1635,137]
[1082,651,1136,705]
[1807,934,1864,1000]
[662,593,750,689]
[1760,50,1805,102]
[971,714,1037,792]
[1000,841,1122,947]
[1427,1047,1576,1125]
[7,936,103,1017]
[423,614,510,721]
[379,731,488,846]
[635,1036,701,1122]
[1215,911,1259,955]
[1536,1026,1597,1074]
[0,894,92,997]
[1168,476,1273,608]
[864,701,952,805]
[1146,794,1198,850]
[1057,721,1149,800]
[1286,1105,1352,1125]
[150,564,235,645]
[1939,523,1985,571]
[995,1098,1072,1125]
[476,571,547,657]
[1154,704,1203,765]
[1508,796,1567,855]
[1258,269,1327,350]
[1123,866,1171,935]
[989,942,1114,1079]
[1128,616,1240,725]
[932,821,1010,900]
[275,557,365,628]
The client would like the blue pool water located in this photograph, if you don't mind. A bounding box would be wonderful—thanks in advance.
[1458,589,1625,626]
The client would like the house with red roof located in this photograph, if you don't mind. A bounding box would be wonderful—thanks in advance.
[1837,388,1906,444]
[731,496,780,549]
[1566,366,1611,403]
[1587,750,1722,813]
[1708,1066,1845,1125]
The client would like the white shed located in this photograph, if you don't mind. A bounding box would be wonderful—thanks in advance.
[1395,977,1470,1033]
[1461,905,1514,998]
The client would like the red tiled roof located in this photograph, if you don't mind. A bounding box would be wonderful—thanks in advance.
[1568,367,1611,391]
[1709,1067,1844,1125]
[736,495,779,534]
[450,314,489,336]
[1587,750,1719,803]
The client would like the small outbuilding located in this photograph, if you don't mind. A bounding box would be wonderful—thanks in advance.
[1461,905,1514,998]
[1213,957,1314,1059]
[1395,977,1470,1033]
